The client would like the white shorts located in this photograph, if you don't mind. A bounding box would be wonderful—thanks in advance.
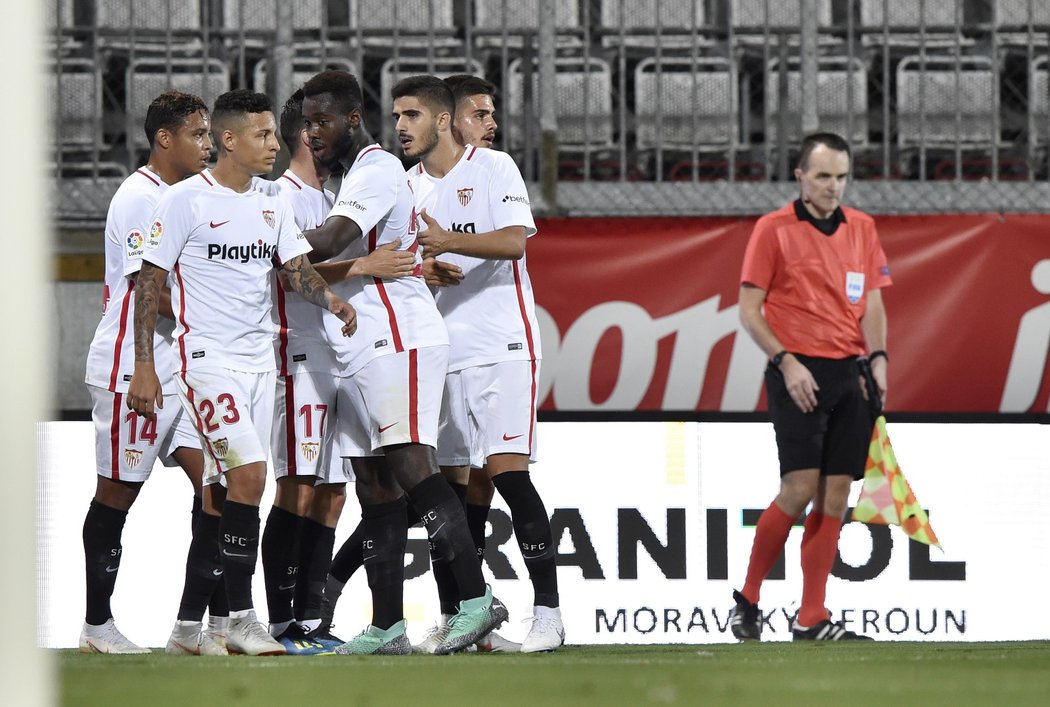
[337,346,448,457]
[437,360,540,468]
[271,371,347,484]
[89,384,201,483]
[175,368,275,485]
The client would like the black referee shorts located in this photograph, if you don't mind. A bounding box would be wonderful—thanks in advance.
[765,354,872,479]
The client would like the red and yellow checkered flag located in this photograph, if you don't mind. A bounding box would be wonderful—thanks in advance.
[852,416,941,549]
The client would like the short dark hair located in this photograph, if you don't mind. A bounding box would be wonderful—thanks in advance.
[443,74,496,106]
[798,132,851,170]
[280,88,306,156]
[391,75,455,117]
[211,90,272,154]
[143,90,208,148]
[302,70,363,114]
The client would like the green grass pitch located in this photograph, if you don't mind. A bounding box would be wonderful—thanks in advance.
[60,642,1050,707]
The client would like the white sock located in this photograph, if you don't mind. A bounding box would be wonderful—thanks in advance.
[299,618,322,632]
[534,605,561,620]
[269,619,293,637]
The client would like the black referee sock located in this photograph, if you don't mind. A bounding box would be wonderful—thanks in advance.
[493,471,559,608]
[330,520,366,584]
[177,510,223,622]
[294,518,335,622]
[82,500,128,625]
[219,500,261,613]
[466,503,491,561]
[261,505,303,626]
[431,482,467,615]
[361,496,409,630]
[406,474,485,601]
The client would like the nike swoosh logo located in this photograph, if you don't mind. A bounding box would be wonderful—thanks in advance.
[210,220,230,228]
[362,555,377,562]
[502,433,524,441]
[212,569,224,576]
[222,549,252,558]
[378,422,398,433]
[104,566,119,573]
[426,522,447,540]
[277,583,296,591]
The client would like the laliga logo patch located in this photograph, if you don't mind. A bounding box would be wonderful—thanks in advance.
[262,209,275,229]
[123,448,143,469]
[126,230,144,251]
[300,441,319,463]
[457,187,473,206]
[147,219,163,247]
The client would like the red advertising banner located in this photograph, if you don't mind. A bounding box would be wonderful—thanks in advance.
[528,214,1050,415]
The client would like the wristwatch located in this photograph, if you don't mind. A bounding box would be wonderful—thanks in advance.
[771,350,789,368]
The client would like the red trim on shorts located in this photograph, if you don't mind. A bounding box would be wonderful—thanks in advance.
[173,263,191,374]
[274,277,290,377]
[528,359,538,454]
[466,146,478,161]
[110,392,123,480]
[281,173,303,190]
[135,168,160,187]
[408,349,420,443]
[108,282,135,390]
[182,375,224,473]
[369,226,405,352]
[284,375,298,476]
[512,261,539,454]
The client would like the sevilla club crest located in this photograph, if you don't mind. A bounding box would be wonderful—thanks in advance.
[300,441,320,463]
[213,437,229,458]
[457,188,473,207]
[123,448,143,469]
[262,210,276,228]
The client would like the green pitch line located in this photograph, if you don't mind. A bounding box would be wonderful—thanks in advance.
[60,642,1050,707]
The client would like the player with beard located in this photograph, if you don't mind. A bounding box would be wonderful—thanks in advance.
[297,70,506,655]
[393,75,564,653]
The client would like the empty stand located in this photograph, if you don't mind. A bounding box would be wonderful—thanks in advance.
[765,55,868,145]
[125,58,230,151]
[896,53,998,148]
[634,56,739,151]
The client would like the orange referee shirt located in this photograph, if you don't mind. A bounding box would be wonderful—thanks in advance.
[740,200,892,359]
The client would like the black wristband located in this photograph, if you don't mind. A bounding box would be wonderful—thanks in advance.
[771,350,789,368]
[869,350,888,364]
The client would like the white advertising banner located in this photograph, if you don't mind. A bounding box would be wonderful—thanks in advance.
[37,421,1050,647]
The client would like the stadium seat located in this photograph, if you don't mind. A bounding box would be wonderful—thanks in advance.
[730,0,832,29]
[996,0,1050,46]
[858,0,965,47]
[598,0,707,48]
[378,56,485,149]
[504,56,614,150]
[96,0,203,52]
[633,56,739,151]
[47,58,102,151]
[125,57,230,151]
[1030,55,1049,146]
[223,0,327,51]
[473,0,583,47]
[253,54,357,96]
[896,53,999,149]
[764,55,868,146]
[345,0,458,48]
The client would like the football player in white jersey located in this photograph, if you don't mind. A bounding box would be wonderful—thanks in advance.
[263,89,415,654]
[297,69,506,655]
[81,91,226,655]
[127,89,356,656]
[394,75,564,652]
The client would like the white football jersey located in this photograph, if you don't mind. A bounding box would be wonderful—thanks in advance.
[143,169,312,374]
[406,146,541,372]
[85,167,180,393]
[324,144,448,375]
[273,169,338,376]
